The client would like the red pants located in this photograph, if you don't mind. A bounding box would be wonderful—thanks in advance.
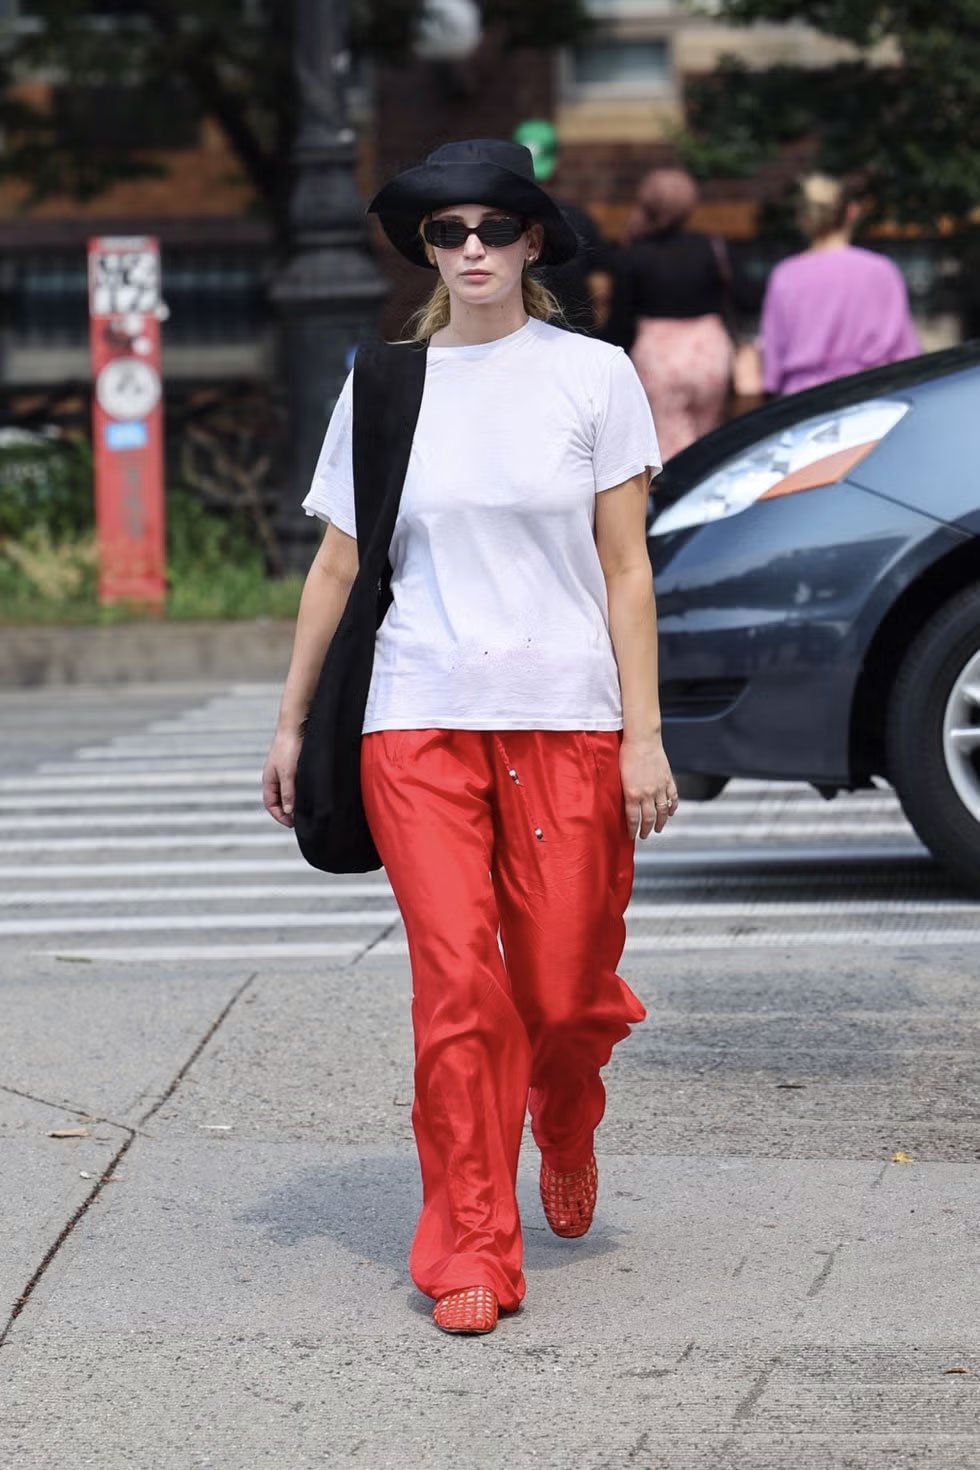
[361,728,645,1311]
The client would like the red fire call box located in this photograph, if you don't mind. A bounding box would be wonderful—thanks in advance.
[87,236,166,609]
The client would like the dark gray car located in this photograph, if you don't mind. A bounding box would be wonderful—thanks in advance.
[647,343,980,891]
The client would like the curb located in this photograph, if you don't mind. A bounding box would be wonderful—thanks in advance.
[0,620,295,688]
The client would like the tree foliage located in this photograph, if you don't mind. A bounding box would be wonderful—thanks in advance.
[0,0,591,215]
[680,0,980,229]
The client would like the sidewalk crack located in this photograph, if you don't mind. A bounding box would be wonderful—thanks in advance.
[732,1358,777,1422]
[807,1245,839,1298]
[0,1083,136,1137]
[352,920,401,964]
[0,970,257,1346]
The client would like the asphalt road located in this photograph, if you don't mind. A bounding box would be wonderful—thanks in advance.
[1,682,978,1468]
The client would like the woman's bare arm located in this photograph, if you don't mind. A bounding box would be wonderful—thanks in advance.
[262,523,359,827]
[595,473,677,837]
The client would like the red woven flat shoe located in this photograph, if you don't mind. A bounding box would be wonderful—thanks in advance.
[540,1155,598,1238]
[432,1285,499,1335]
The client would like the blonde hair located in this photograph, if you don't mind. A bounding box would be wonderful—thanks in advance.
[405,218,563,340]
[407,273,562,341]
[797,174,850,241]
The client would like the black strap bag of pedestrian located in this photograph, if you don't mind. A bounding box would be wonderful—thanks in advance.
[293,341,427,873]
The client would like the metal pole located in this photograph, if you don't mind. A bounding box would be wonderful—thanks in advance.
[271,0,388,569]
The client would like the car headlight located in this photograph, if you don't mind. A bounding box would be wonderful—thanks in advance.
[650,398,911,536]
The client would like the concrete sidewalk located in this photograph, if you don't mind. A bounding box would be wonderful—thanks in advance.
[0,620,295,688]
[2,941,978,1468]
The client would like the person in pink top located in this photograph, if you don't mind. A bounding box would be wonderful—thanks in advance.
[760,174,921,397]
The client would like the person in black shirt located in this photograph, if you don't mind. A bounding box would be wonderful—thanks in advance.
[604,168,747,459]
[513,119,614,334]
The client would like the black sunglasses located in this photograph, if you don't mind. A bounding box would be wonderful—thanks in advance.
[423,216,527,250]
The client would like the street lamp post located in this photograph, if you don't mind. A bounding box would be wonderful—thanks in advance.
[271,0,388,569]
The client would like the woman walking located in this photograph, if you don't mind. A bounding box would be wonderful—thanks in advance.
[604,167,743,460]
[760,174,921,395]
[263,139,676,1336]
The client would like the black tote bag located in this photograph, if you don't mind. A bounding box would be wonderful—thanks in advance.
[293,341,427,873]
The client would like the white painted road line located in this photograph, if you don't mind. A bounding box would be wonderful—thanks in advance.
[0,771,259,791]
[627,899,980,918]
[0,790,261,811]
[74,741,269,759]
[0,825,915,854]
[39,927,980,964]
[0,858,321,880]
[365,928,980,959]
[0,838,930,868]
[0,799,905,827]
[37,942,365,962]
[38,759,263,776]
[633,842,928,868]
[7,893,980,929]
[0,834,292,853]
[0,854,933,885]
[0,882,390,907]
[657,820,911,838]
[0,812,269,832]
[4,886,969,913]
[0,909,398,936]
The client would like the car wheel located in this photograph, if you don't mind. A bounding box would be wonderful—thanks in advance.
[886,585,980,892]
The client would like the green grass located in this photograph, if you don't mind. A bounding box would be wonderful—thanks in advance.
[0,489,305,625]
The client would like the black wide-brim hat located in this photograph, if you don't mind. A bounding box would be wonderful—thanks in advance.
[368,138,579,269]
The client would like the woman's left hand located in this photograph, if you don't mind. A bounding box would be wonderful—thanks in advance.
[621,734,679,838]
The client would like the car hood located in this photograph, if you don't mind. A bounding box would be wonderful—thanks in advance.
[651,341,980,525]
[844,365,980,533]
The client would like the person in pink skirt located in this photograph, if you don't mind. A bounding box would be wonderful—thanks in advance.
[604,168,744,461]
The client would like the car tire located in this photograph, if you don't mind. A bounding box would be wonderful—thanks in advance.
[886,584,980,892]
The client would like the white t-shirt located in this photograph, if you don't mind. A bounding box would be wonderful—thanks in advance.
[302,316,661,733]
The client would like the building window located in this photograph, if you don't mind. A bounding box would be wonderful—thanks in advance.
[570,37,670,91]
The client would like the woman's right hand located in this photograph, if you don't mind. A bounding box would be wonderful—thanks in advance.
[262,727,304,828]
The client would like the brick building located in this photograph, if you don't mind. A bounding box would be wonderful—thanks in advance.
[0,2,961,387]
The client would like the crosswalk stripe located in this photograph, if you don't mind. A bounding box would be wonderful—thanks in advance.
[37,943,364,963]
[0,833,291,852]
[0,858,316,879]
[633,842,927,868]
[657,820,910,837]
[0,812,269,831]
[0,909,398,936]
[7,898,978,936]
[628,898,980,918]
[0,821,917,853]
[0,882,389,906]
[73,742,268,759]
[4,684,965,973]
[0,797,905,824]
[0,850,931,884]
[366,928,978,958]
[37,759,261,776]
[6,883,967,911]
[38,927,975,964]
[0,771,259,791]
[0,791,261,812]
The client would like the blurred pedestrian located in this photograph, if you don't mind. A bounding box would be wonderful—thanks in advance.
[760,174,921,396]
[605,167,748,460]
[513,118,615,333]
[262,139,675,1337]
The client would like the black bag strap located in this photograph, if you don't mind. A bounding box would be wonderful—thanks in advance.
[351,342,427,594]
